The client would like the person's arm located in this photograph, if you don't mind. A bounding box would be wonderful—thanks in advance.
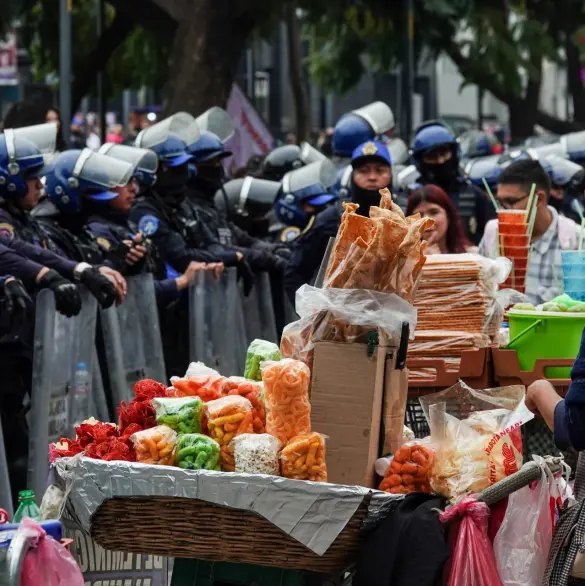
[154,278,180,305]
[526,327,585,450]
[0,241,50,288]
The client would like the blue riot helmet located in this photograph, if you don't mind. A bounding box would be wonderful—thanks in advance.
[195,107,235,143]
[463,154,501,190]
[188,131,233,163]
[44,149,134,214]
[525,141,567,162]
[98,143,158,188]
[561,130,585,165]
[0,122,57,198]
[275,159,337,227]
[135,112,199,167]
[332,102,395,158]
[543,154,585,189]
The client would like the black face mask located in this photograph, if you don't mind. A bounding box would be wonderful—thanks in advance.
[156,163,189,201]
[189,165,225,199]
[421,156,459,190]
[351,181,387,217]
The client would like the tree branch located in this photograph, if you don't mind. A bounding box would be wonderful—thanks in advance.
[106,0,177,42]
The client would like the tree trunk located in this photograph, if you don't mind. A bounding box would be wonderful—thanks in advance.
[284,3,311,142]
[508,65,542,143]
[161,0,260,115]
[566,33,585,123]
[71,10,135,111]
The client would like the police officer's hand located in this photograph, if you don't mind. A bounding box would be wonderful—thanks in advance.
[208,262,224,280]
[75,266,119,309]
[97,266,127,306]
[236,257,255,297]
[122,239,147,266]
[271,254,288,272]
[272,245,292,260]
[4,277,32,314]
[37,269,82,317]
[176,261,208,291]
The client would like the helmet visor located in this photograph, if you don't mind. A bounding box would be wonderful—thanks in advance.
[352,102,395,134]
[196,107,235,143]
[387,138,409,165]
[299,142,326,165]
[74,149,134,189]
[99,143,158,175]
[282,159,337,194]
[12,122,58,155]
[545,154,584,186]
[136,112,200,150]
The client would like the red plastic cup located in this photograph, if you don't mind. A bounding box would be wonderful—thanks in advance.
[499,233,530,247]
[497,210,528,225]
[498,222,528,236]
[499,244,530,258]
[510,257,528,270]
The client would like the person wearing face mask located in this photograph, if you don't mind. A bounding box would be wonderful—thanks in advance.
[409,121,492,245]
[186,131,290,275]
[128,114,242,275]
[541,154,585,223]
[283,142,389,300]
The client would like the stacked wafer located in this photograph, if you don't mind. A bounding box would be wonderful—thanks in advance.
[408,255,502,381]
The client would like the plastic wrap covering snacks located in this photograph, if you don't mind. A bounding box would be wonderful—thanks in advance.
[281,433,327,482]
[232,433,281,475]
[176,434,221,470]
[324,190,433,302]
[153,396,204,435]
[379,442,434,495]
[262,359,312,446]
[280,285,417,370]
[223,377,266,433]
[419,381,533,500]
[205,396,253,471]
[169,362,226,402]
[244,339,281,381]
[131,425,177,466]
[53,457,400,556]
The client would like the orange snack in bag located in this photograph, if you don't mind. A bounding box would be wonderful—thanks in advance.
[379,443,433,494]
[168,376,227,402]
[223,377,266,433]
[205,396,253,471]
[262,359,311,446]
[281,432,327,482]
[131,425,177,466]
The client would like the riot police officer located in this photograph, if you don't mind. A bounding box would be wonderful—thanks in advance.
[542,154,585,222]
[0,122,61,250]
[409,121,492,244]
[284,140,392,301]
[128,113,241,271]
[186,130,288,273]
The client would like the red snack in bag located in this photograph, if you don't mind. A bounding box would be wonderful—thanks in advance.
[379,442,434,495]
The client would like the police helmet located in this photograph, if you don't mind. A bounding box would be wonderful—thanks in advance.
[560,130,585,165]
[542,154,585,189]
[464,154,501,190]
[215,176,281,220]
[275,159,338,227]
[195,107,235,143]
[44,149,134,214]
[459,130,503,159]
[99,143,158,188]
[261,145,303,181]
[332,102,395,158]
[411,122,458,159]
[350,140,392,168]
[0,122,57,198]
[188,131,233,163]
[135,112,198,167]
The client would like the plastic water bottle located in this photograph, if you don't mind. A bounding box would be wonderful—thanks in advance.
[12,490,41,523]
[70,362,90,430]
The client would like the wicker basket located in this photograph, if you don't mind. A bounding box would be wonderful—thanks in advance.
[91,494,372,573]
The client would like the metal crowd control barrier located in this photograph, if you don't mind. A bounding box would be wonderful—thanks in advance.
[243,272,278,344]
[100,273,166,406]
[0,418,14,518]
[27,288,98,502]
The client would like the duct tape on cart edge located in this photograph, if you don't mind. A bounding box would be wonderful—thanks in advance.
[53,456,401,556]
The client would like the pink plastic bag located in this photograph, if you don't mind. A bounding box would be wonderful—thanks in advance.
[440,497,503,586]
[19,518,85,586]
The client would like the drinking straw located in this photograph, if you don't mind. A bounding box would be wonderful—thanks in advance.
[579,218,585,251]
[527,199,538,241]
[482,178,499,211]
[525,183,536,222]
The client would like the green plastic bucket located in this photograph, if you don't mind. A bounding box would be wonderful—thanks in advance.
[506,310,585,378]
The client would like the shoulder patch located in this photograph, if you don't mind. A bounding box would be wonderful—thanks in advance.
[280,226,301,243]
[0,223,15,240]
[138,214,160,237]
[96,237,112,250]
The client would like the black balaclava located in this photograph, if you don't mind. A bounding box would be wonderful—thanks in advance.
[156,163,189,204]
[420,145,460,192]
[350,160,392,217]
[190,164,225,199]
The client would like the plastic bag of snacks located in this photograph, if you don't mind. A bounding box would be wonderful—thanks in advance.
[262,359,311,446]
[224,377,265,433]
[131,425,177,466]
[205,396,253,471]
[168,362,226,401]
[176,433,221,470]
[378,442,434,494]
[281,432,327,482]
[244,339,281,381]
[232,433,281,475]
[152,396,204,435]
[420,381,533,500]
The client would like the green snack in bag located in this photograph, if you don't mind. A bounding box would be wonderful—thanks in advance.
[244,339,281,381]
[152,397,204,435]
[176,434,221,470]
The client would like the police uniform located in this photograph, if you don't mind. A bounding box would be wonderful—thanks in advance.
[129,189,239,272]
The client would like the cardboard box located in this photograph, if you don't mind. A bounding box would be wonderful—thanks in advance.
[310,340,408,488]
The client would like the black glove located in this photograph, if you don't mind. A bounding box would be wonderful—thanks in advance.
[38,270,82,317]
[271,254,288,272]
[79,267,117,309]
[272,245,292,260]
[236,258,255,297]
[4,278,33,314]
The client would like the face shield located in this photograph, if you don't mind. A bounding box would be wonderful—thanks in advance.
[135,112,200,157]
[4,122,58,176]
[352,102,395,134]
[219,176,281,218]
[195,107,235,143]
[387,138,409,165]
[526,142,567,162]
[99,143,158,178]
[72,149,134,200]
[561,130,585,162]
[281,159,337,205]
[544,154,585,188]
[299,142,326,165]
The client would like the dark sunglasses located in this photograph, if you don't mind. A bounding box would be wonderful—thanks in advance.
[496,193,530,209]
